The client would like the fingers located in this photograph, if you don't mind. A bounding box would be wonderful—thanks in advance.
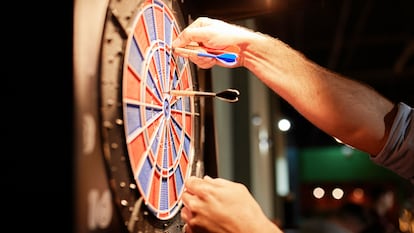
[203,175,228,185]
[173,17,213,48]
[188,57,216,69]
[183,175,230,201]
[182,224,193,233]
[184,176,218,196]
[183,176,205,196]
[173,17,231,50]
[180,191,209,233]
[173,17,244,69]
[180,205,193,223]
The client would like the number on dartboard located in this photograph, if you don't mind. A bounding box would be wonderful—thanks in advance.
[87,189,113,230]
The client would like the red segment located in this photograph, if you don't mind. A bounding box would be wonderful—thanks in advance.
[170,120,181,159]
[125,66,141,101]
[184,113,193,138]
[170,110,183,129]
[128,133,146,174]
[148,57,164,97]
[146,114,163,164]
[154,5,165,41]
[180,70,190,90]
[156,126,166,170]
[159,211,169,219]
[159,48,167,88]
[168,133,174,167]
[172,24,179,41]
[179,149,189,177]
[148,171,161,210]
[168,60,177,90]
[144,78,163,106]
[168,175,177,206]
[134,16,150,54]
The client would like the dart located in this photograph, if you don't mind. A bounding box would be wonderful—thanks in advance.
[167,88,240,103]
[173,45,239,66]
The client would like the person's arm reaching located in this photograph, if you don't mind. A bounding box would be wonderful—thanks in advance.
[173,17,396,156]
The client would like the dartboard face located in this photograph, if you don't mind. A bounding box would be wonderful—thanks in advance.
[74,0,212,231]
[122,0,195,220]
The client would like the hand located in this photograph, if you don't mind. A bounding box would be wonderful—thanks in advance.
[172,17,257,69]
[180,176,282,233]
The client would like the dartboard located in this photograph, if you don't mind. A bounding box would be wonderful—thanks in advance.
[122,0,195,220]
[73,0,211,232]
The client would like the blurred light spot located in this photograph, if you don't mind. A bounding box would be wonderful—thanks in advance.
[276,156,289,196]
[278,118,291,132]
[352,188,364,200]
[251,114,262,126]
[332,188,344,199]
[313,187,325,199]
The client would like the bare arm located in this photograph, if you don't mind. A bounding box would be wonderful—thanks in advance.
[173,17,396,155]
[242,33,396,155]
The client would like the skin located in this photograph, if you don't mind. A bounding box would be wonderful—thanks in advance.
[181,176,283,233]
[172,17,398,233]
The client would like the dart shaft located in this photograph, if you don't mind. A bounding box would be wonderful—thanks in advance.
[183,44,235,55]
[168,90,216,97]
[173,47,201,57]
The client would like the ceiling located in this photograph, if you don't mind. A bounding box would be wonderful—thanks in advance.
[186,0,414,148]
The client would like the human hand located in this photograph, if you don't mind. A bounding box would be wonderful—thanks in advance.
[172,17,256,69]
[180,176,282,233]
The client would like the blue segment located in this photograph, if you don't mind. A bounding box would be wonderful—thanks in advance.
[172,118,191,156]
[128,37,144,75]
[160,177,168,210]
[170,96,191,113]
[177,56,185,72]
[171,117,183,143]
[171,114,191,158]
[154,0,163,7]
[144,105,162,122]
[169,129,177,161]
[165,53,171,88]
[183,132,191,158]
[183,96,191,112]
[175,166,184,192]
[172,71,179,90]
[154,51,164,90]
[151,127,161,155]
[164,16,172,45]
[138,157,153,196]
[171,98,183,112]
[126,103,142,135]
[146,72,162,101]
[144,7,157,41]
[163,130,168,169]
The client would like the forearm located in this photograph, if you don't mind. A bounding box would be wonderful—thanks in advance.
[249,218,283,233]
[241,33,395,155]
